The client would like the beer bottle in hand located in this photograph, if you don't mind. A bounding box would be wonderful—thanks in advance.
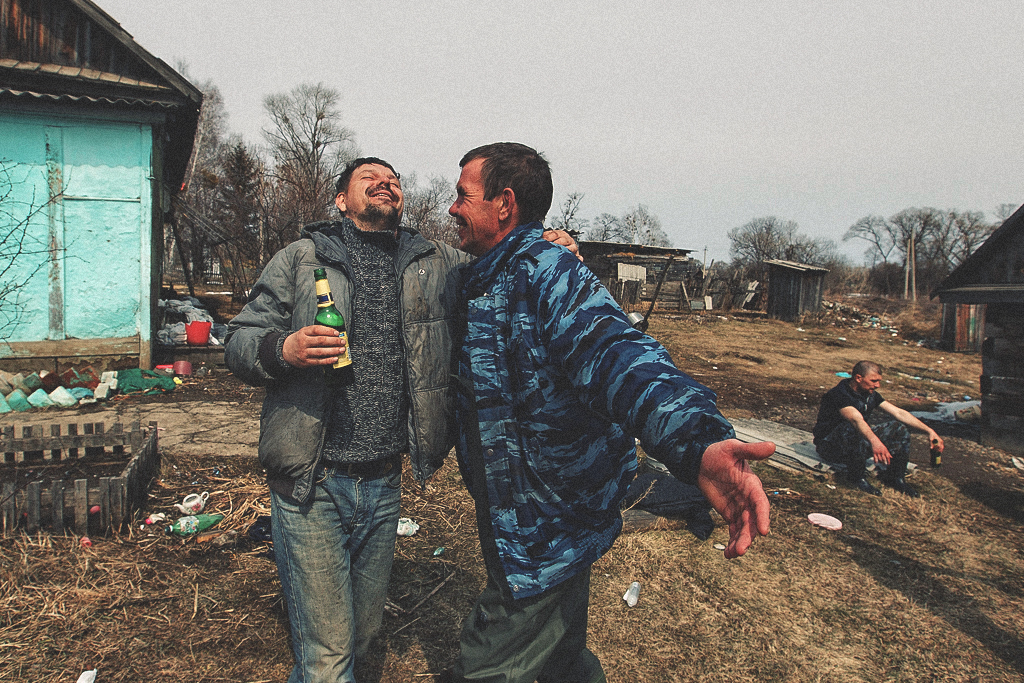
[313,268,354,386]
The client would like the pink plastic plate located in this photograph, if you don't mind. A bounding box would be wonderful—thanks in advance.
[807,513,842,531]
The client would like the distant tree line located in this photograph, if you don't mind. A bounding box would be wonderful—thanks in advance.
[725,205,1013,299]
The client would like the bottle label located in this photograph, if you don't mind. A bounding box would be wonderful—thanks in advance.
[315,279,334,307]
[180,516,198,534]
[333,331,353,369]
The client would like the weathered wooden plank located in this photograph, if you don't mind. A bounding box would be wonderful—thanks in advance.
[2,426,14,463]
[110,477,125,530]
[2,482,15,532]
[68,423,79,458]
[26,481,41,533]
[51,479,65,534]
[99,477,111,531]
[130,420,143,455]
[0,336,141,358]
[74,479,88,534]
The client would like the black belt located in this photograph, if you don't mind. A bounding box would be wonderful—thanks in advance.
[322,456,399,480]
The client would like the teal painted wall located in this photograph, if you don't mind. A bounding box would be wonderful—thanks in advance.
[0,110,153,344]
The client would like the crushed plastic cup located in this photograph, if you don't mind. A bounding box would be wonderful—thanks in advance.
[80,536,92,548]
[623,581,640,607]
[396,517,420,536]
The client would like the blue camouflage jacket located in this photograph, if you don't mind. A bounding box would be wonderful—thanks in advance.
[455,222,735,599]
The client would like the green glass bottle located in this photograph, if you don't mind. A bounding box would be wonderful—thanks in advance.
[313,268,355,386]
[165,513,224,537]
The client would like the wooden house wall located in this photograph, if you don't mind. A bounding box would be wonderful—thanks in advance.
[1,0,149,79]
[979,303,1024,455]
[0,108,154,369]
[940,303,985,353]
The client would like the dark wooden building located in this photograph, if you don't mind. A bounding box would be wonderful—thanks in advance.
[932,203,1024,455]
[764,259,829,321]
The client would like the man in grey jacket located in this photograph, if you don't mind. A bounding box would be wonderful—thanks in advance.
[226,157,575,683]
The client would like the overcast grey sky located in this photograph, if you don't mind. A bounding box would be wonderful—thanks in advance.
[99,0,1023,263]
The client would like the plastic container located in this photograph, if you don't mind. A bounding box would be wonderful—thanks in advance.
[186,321,212,345]
[623,581,641,607]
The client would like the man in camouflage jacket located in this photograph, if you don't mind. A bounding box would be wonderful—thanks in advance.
[443,143,775,683]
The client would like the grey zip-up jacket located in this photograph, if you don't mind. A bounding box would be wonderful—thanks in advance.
[225,220,471,503]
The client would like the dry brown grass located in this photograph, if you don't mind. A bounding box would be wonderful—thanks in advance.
[2,303,1023,681]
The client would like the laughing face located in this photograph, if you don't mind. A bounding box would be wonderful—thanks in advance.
[335,163,404,231]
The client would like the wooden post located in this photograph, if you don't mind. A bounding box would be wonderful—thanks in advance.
[50,424,62,461]
[68,423,79,459]
[74,478,88,533]
[52,479,65,535]
[26,481,41,533]
[2,426,13,463]
[99,477,111,532]
[1,482,14,532]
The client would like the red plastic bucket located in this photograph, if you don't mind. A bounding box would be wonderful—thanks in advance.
[185,321,212,346]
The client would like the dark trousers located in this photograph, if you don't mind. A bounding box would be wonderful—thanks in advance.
[450,566,606,683]
[816,420,911,481]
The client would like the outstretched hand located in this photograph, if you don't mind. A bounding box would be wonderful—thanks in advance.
[698,439,774,559]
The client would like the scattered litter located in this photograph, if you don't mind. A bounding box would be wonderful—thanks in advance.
[145,513,167,525]
[623,581,641,607]
[713,543,726,551]
[80,536,92,548]
[910,400,980,424]
[826,484,836,489]
[396,517,420,536]
[89,505,100,515]
[432,547,445,557]
[76,670,97,683]
[807,513,842,531]
[175,491,210,515]
[1011,457,1024,471]
[835,372,851,378]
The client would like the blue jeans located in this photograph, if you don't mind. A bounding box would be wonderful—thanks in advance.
[271,462,402,683]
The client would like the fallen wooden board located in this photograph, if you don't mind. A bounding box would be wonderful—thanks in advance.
[730,418,916,477]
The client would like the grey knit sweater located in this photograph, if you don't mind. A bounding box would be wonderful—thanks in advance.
[320,220,408,464]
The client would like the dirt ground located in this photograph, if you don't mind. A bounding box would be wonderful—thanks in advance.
[2,295,1023,682]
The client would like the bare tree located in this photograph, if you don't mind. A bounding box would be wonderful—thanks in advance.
[262,83,357,239]
[403,174,458,246]
[994,203,1019,222]
[0,161,61,338]
[584,205,671,246]
[728,216,800,266]
[844,215,899,265]
[549,192,589,237]
[618,205,671,246]
[587,213,619,241]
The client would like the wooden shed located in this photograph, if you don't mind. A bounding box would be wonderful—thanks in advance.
[764,259,829,321]
[0,0,201,371]
[932,203,1024,455]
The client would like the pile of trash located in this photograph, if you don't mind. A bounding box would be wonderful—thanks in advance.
[0,367,176,413]
[157,297,228,347]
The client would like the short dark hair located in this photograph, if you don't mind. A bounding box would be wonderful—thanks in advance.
[852,360,880,377]
[459,143,553,225]
[335,157,400,197]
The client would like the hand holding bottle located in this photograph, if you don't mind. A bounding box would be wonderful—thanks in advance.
[283,325,348,368]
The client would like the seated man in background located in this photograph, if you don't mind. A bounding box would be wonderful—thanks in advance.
[813,360,944,497]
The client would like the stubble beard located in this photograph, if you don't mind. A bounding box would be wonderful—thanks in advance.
[355,202,402,233]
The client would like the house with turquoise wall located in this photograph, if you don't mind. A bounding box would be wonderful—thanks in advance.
[0,0,201,370]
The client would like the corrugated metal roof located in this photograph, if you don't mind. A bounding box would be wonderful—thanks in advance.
[0,86,181,108]
[764,259,829,273]
[0,58,166,90]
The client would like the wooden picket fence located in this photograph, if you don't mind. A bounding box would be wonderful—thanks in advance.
[0,421,160,535]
